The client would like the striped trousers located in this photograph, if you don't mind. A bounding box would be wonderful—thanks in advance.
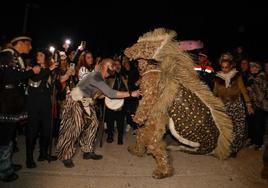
[56,95,98,160]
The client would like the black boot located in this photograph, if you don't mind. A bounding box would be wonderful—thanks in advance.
[118,135,123,145]
[117,139,123,145]
[38,138,57,162]
[38,153,57,162]
[12,164,22,171]
[63,159,74,168]
[38,145,57,161]
[83,152,103,160]
[106,133,113,143]
[1,173,19,182]
[26,150,36,168]
[26,140,36,169]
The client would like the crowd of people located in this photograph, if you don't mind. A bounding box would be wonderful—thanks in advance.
[0,35,267,182]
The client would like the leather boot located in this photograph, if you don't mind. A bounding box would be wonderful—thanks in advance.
[26,144,36,168]
[38,139,57,161]
[63,159,74,168]
[26,138,36,168]
[1,173,19,182]
[106,133,113,143]
[118,135,123,145]
[83,152,103,160]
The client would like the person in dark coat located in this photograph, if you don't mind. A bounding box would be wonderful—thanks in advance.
[0,36,40,182]
[25,49,58,168]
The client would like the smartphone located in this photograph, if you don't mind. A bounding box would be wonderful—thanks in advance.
[70,63,75,69]
[81,41,86,46]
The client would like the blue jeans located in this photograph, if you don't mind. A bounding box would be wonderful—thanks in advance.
[0,142,14,179]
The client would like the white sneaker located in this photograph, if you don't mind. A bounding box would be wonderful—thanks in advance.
[132,129,137,136]
[126,124,131,132]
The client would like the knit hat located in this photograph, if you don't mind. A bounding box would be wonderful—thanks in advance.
[249,61,262,70]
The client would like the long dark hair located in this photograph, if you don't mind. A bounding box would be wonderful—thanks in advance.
[36,49,52,68]
[76,50,95,75]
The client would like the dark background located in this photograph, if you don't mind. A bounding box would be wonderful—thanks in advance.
[1,0,267,61]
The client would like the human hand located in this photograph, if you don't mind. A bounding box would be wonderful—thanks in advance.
[32,66,41,74]
[131,89,142,97]
[78,41,86,51]
[67,67,75,76]
[49,61,58,71]
[135,79,141,86]
[26,66,32,71]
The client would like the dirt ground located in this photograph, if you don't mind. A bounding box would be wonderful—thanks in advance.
[1,132,268,188]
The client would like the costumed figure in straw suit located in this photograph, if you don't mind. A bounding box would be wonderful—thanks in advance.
[124,28,234,179]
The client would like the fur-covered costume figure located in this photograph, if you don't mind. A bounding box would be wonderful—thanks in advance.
[124,28,234,179]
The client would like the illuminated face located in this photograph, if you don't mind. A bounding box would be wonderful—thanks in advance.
[68,51,76,61]
[123,61,130,71]
[36,52,45,64]
[114,60,121,73]
[85,53,93,65]
[220,61,232,74]
[240,59,249,72]
[102,60,116,78]
[198,55,208,65]
[250,65,259,74]
[19,40,32,54]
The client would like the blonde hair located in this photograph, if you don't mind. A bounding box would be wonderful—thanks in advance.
[219,52,233,63]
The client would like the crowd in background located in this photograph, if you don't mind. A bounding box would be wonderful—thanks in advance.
[0,36,267,182]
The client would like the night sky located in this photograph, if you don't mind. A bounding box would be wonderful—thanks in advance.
[1,1,267,61]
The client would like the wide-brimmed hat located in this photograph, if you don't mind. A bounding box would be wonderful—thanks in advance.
[10,36,32,44]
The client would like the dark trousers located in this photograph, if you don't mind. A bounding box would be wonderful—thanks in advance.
[26,94,52,158]
[126,111,138,130]
[106,109,126,142]
[262,144,268,179]
[0,123,17,145]
[0,142,14,179]
[0,122,16,179]
[125,98,139,130]
[249,107,267,147]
